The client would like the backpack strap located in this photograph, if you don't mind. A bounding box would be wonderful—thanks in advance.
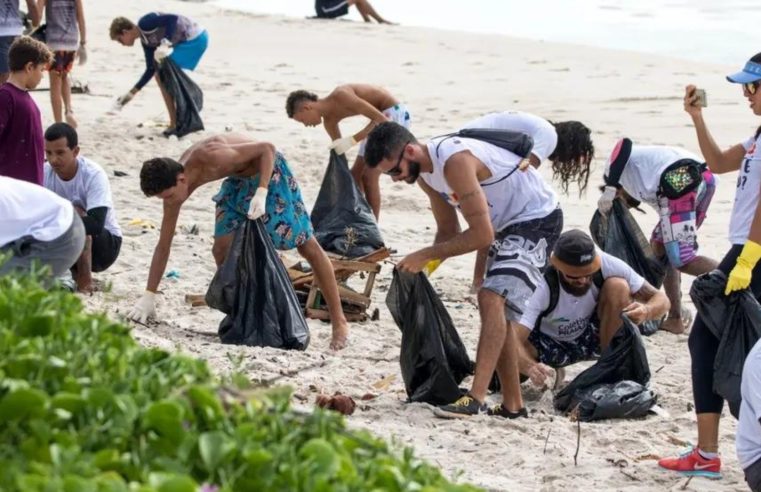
[535,266,560,331]
[604,137,633,187]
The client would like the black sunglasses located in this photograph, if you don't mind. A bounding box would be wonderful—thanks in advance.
[744,81,761,95]
[384,141,410,176]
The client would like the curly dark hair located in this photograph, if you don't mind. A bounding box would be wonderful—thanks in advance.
[285,90,318,118]
[549,120,595,195]
[364,122,417,167]
[140,158,184,196]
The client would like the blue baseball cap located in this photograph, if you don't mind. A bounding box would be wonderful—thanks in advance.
[727,60,761,84]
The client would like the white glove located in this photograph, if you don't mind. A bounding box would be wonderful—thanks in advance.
[154,39,173,63]
[116,91,135,108]
[77,43,87,65]
[127,291,156,324]
[247,186,268,220]
[329,136,357,155]
[597,185,618,215]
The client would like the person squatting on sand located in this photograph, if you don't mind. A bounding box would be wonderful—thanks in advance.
[313,0,393,24]
[658,52,761,480]
[364,117,563,419]
[126,134,350,350]
[515,230,669,388]
[597,140,718,334]
[286,84,411,219]
[109,12,209,136]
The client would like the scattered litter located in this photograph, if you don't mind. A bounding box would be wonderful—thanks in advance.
[315,392,356,415]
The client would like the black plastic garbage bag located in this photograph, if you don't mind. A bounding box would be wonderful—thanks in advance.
[575,380,656,422]
[590,200,665,335]
[310,152,384,258]
[554,314,652,418]
[386,269,473,405]
[690,270,761,418]
[205,220,310,350]
[157,58,204,138]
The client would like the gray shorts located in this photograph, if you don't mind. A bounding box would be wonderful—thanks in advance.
[0,36,16,73]
[0,213,85,278]
[481,208,563,321]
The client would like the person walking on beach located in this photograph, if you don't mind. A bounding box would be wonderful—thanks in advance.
[286,84,411,219]
[597,141,718,334]
[658,52,761,479]
[38,0,86,128]
[0,0,39,83]
[127,134,350,350]
[364,120,562,419]
[314,0,393,24]
[109,12,208,136]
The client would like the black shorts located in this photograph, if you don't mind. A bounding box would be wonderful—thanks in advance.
[91,229,122,272]
[315,0,349,18]
[528,317,600,368]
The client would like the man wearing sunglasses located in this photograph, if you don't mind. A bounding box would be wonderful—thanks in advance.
[364,120,562,419]
[514,230,668,388]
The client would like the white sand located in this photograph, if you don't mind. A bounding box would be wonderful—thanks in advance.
[45,0,757,489]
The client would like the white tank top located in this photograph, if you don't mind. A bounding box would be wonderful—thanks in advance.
[422,136,558,232]
[730,134,761,244]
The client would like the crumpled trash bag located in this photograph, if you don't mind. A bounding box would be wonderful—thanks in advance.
[575,380,657,422]
[157,58,204,138]
[554,314,653,420]
[590,199,665,335]
[386,269,473,405]
[690,270,761,418]
[310,151,384,258]
[205,220,309,350]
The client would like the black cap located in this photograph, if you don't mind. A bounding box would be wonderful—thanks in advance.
[550,229,601,276]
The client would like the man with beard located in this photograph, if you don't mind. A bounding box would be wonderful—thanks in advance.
[515,230,669,387]
[364,121,563,419]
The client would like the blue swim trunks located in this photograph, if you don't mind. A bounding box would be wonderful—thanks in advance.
[170,30,209,71]
[213,153,313,251]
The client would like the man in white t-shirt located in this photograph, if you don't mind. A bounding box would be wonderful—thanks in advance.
[516,230,669,387]
[738,338,761,491]
[597,140,718,334]
[43,123,122,292]
[364,119,563,419]
[0,175,84,277]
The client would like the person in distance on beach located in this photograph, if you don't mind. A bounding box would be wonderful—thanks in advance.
[313,0,393,24]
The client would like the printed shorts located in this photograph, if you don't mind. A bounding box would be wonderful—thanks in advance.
[50,50,75,73]
[481,207,563,321]
[652,169,716,268]
[212,152,313,251]
[357,103,412,157]
[528,320,600,368]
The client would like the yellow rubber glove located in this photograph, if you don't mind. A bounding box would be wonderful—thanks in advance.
[725,240,761,295]
[423,259,442,277]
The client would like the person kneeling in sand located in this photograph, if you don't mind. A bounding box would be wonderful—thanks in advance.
[286,84,411,219]
[127,134,350,350]
[43,123,123,293]
[516,230,669,388]
[314,0,393,24]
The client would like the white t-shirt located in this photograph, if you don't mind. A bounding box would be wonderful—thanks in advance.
[461,110,558,163]
[604,144,701,208]
[729,134,761,244]
[518,252,645,342]
[0,176,73,246]
[0,1,23,37]
[423,137,558,232]
[737,337,761,469]
[44,156,122,237]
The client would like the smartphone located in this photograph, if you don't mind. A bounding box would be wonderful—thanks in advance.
[694,88,707,107]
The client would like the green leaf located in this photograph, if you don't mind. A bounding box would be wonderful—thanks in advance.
[198,431,236,471]
[148,473,197,492]
[51,392,86,415]
[0,387,48,421]
[142,400,185,444]
[299,438,339,477]
[18,313,55,337]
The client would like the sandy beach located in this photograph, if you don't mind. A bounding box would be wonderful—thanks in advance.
[46,0,759,489]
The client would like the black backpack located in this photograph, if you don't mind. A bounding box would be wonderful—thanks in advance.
[536,266,604,331]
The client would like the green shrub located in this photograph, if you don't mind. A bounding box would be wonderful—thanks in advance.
[0,271,480,491]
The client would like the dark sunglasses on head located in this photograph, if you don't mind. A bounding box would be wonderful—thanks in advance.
[384,141,410,176]
[744,81,761,95]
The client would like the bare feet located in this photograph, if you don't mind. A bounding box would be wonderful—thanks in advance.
[65,111,78,128]
[660,316,688,334]
[329,319,350,350]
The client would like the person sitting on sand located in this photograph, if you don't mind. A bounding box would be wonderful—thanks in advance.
[597,140,718,334]
[126,134,350,350]
[43,123,122,293]
[109,12,209,137]
[314,0,393,24]
[286,84,411,219]
[515,229,668,387]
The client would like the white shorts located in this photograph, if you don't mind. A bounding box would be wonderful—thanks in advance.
[357,103,412,157]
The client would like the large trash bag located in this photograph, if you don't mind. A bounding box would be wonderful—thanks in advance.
[310,151,384,258]
[590,199,665,335]
[157,58,204,138]
[386,269,473,405]
[690,270,761,418]
[205,220,310,350]
[554,314,653,420]
[575,381,656,422]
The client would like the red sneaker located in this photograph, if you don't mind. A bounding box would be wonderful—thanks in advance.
[658,447,721,478]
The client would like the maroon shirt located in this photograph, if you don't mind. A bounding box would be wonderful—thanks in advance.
[0,83,44,185]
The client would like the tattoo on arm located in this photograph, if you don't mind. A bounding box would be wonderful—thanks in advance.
[463,210,488,220]
[633,282,658,302]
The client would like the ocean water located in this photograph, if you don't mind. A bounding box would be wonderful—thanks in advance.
[214,0,760,65]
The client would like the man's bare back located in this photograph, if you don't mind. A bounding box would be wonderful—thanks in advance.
[321,84,398,123]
